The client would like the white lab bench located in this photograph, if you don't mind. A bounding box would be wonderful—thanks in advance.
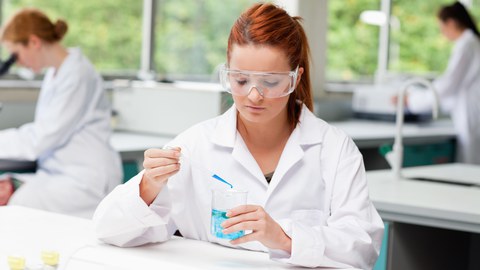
[0,132,173,174]
[0,206,354,270]
[367,163,480,270]
[331,118,457,170]
[331,118,455,148]
[110,131,173,161]
[0,164,478,269]
[109,118,456,157]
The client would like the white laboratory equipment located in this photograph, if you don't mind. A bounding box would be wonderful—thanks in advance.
[352,82,433,122]
[112,80,232,136]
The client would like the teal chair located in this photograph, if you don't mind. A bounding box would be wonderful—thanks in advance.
[122,160,139,183]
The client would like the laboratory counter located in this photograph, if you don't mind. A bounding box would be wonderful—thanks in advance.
[331,118,455,148]
[0,206,357,270]
[0,119,457,175]
[0,132,172,173]
[368,163,480,233]
[1,164,478,270]
[111,118,456,154]
[110,119,456,171]
[367,163,480,270]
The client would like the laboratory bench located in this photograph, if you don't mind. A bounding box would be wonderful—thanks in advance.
[110,131,172,159]
[331,118,455,148]
[110,118,456,161]
[1,164,478,270]
[0,206,356,270]
[368,163,480,270]
[108,118,457,177]
[0,119,457,178]
[0,131,173,181]
[331,118,457,170]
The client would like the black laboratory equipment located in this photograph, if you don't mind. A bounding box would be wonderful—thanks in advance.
[0,53,17,76]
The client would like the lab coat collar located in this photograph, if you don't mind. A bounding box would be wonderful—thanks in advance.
[211,103,326,191]
[49,47,82,83]
[211,103,325,148]
[454,29,475,50]
[211,105,238,148]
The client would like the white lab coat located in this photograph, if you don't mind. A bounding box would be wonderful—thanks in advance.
[94,104,384,269]
[408,29,480,164]
[0,48,122,218]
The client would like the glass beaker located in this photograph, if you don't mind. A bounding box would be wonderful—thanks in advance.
[211,189,248,240]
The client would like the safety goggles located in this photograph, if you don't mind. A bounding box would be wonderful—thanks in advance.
[219,64,299,98]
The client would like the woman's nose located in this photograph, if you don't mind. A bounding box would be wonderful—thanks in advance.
[247,86,264,102]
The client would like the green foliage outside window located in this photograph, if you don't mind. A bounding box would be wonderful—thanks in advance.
[328,0,480,81]
[2,0,479,80]
[154,0,256,80]
[2,0,142,72]
[327,0,380,82]
[389,0,453,74]
[391,0,480,75]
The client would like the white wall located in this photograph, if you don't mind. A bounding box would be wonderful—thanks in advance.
[275,0,328,99]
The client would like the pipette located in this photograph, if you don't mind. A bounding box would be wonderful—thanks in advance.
[163,146,233,188]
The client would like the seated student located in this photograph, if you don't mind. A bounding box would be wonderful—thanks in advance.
[0,8,122,218]
[93,3,383,268]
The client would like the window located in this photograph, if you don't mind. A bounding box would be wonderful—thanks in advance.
[389,0,455,76]
[154,0,256,81]
[2,0,142,74]
[327,0,381,82]
[327,0,480,86]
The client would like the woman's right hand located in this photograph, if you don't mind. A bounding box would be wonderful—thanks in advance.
[140,147,181,205]
[0,179,14,206]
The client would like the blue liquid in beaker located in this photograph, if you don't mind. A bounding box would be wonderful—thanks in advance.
[211,209,244,240]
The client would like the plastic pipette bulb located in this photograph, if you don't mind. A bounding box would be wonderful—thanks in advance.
[163,146,234,188]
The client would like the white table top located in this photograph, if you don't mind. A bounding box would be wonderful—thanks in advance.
[110,119,456,154]
[367,163,480,233]
[110,131,173,153]
[0,206,348,270]
[331,118,455,147]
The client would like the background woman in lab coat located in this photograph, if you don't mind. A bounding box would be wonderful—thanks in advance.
[0,8,122,218]
[94,3,383,269]
[407,1,480,164]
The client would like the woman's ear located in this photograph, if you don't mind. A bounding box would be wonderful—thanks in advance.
[27,34,42,49]
[296,67,304,87]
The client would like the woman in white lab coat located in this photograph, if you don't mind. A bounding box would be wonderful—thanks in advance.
[407,1,480,164]
[0,9,122,218]
[94,3,383,269]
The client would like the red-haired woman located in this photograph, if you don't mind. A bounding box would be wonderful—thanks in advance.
[0,9,122,218]
[94,3,383,268]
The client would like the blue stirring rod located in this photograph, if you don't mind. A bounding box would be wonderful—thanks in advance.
[163,146,233,188]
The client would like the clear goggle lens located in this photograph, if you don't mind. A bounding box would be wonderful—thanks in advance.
[219,65,299,98]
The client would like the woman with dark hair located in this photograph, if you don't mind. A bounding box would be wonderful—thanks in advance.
[407,1,480,164]
[93,3,383,268]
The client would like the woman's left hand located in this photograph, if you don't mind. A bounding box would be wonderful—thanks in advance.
[221,205,291,252]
